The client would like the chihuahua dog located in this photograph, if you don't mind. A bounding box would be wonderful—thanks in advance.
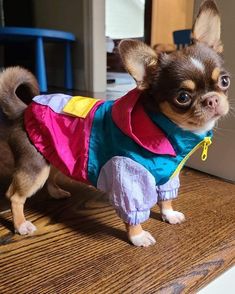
[0,0,230,246]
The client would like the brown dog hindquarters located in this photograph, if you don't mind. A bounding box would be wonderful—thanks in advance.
[6,128,50,235]
[0,67,50,234]
[47,166,71,199]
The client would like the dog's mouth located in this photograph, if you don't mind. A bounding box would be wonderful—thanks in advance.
[181,105,229,133]
[202,95,229,127]
[201,92,229,118]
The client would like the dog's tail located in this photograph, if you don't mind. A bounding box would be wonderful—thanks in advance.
[0,66,39,120]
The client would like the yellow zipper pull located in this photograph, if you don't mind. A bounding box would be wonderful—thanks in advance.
[201,137,212,161]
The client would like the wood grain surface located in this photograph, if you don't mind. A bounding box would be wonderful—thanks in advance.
[0,134,235,293]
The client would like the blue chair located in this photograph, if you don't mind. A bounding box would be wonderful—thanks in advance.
[0,27,76,92]
[173,29,191,50]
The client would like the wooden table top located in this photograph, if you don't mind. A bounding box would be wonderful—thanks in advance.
[0,132,234,293]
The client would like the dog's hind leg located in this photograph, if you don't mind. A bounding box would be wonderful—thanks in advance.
[6,163,50,235]
[6,121,51,235]
[47,167,71,199]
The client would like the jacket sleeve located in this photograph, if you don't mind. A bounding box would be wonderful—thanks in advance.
[97,156,180,225]
[156,175,180,201]
[97,156,158,225]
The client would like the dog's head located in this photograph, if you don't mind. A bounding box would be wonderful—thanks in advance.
[119,0,230,133]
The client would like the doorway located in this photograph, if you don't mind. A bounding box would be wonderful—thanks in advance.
[105,0,149,98]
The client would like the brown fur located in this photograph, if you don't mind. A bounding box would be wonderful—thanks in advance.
[119,3,229,133]
[0,1,230,245]
[118,39,158,90]
[211,67,221,81]
[6,118,50,234]
[192,0,223,52]
[180,80,196,91]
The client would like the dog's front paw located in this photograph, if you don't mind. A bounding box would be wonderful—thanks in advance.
[16,221,37,235]
[129,230,156,247]
[161,209,185,224]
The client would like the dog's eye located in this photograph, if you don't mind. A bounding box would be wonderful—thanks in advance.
[218,75,230,90]
[175,92,192,107]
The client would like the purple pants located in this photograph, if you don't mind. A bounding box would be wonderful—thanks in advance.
[97,156,180,225]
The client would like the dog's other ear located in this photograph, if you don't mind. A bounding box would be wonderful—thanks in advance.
[192,0,223,53]
[118,39,158,90]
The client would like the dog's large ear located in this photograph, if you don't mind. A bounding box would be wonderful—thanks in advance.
[118,39,158,90]
[192,0,222,53]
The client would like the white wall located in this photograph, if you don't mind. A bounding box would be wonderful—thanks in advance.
[106,0,144,39]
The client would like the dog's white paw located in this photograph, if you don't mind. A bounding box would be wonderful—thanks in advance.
[129,230,156,247]
[161,209,185,224]
[16,221,37,235]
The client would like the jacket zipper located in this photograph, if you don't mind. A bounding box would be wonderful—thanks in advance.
[171,137,212,179]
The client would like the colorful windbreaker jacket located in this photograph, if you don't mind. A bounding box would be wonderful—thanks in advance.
[24,88,212,187]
